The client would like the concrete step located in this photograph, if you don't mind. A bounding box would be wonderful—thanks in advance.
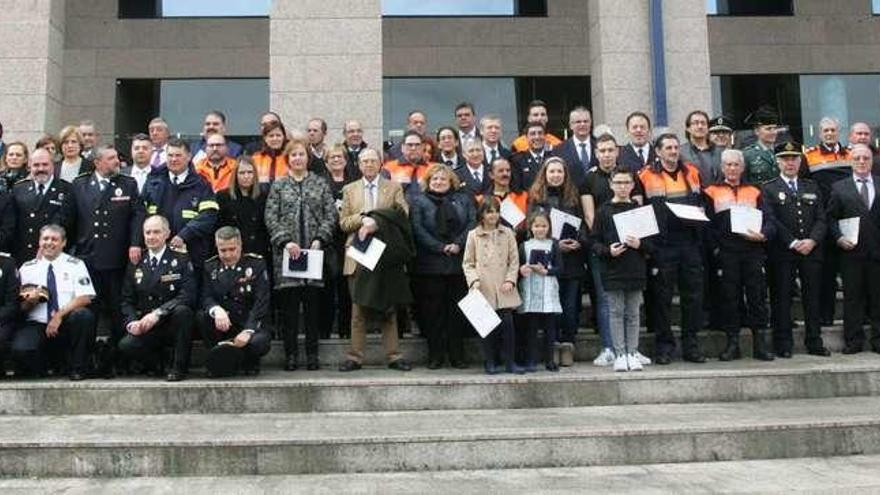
[2,396,880,477]
[4,454,880,494]
[3,354,880,415]
[204,324,849,367]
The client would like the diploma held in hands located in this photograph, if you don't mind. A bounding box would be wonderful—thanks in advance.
[346,237,387,271]
[550,208,582,240]
[729,205,763,235]
[612,205,659,240]
[839,217,860,245]
[666,202,709,222]
[500,197,526,228]
[458,290,502,338]
[282,249,324,280]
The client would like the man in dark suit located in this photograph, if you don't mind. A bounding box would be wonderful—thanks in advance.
[119,133,153,194]
[479,114,512,168]
[510,122,555,191]
[454,102,480,143]
[618,111,655,174]
[827,144,880,354]
[457,138,493,196]
[118,215,197,381]
[12,149,73,265]
[69,145,145,375]
[555,106,598,188]
[762,141,830,357]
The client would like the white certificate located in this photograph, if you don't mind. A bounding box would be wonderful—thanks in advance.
[345,237,387,271]
[500,197,526,228]
[839,217,860,245]
[550,208,583,240]
[729,205,763,235]
[666,202,709,222]
[612,205,659,240]
[282,249,324,280]
[457,290,502,338]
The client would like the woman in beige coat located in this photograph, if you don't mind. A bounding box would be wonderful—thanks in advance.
[463,197,523,374]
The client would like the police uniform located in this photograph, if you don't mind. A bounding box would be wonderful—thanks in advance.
[12,177,73,265]
[762,141,829,357]
[197,253,271,376]
[70,172,145,362]
[0,253,20,365]
[141,165,218,267]
[14,253,96,377]
[118,246,196,379]
[805,141,852,324]
[704,179,776,361]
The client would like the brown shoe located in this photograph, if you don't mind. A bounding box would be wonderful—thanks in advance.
[560,343,575,367]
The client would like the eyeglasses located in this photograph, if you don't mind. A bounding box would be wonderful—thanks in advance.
[611,180,633,185]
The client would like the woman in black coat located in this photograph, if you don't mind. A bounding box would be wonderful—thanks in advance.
[410,163,476,368]
[216,156,271,261]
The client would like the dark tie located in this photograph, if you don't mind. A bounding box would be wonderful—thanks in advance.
[474,170,481,183]
[37,183,45,196]
[490,149,498,164]
[859,179,871,208]
[445,160,453,167]
[150,256,159,269]
[172,176,180,186]
[151,149,162,168]
[579,143,589,167]
[47,263,58,320]
[637,147,645,165]
[788,180,797,194]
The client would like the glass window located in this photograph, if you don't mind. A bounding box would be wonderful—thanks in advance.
[383,0,545,17]
[874,0,880,14]
[707,0,793,16]
[714,74,802,144]
[382,76,589,144]
[799,74,880,145]
[119,0,270,18]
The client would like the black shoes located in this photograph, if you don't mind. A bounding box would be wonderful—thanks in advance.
[339,360,362,372]
[427,360,443,370]
[807,347,831,357]
[842,345,862,355]
[450,360,468,369]
[777,349,793,359]
[654,353,672,365]
[306,357,320,371]
[388,359,412,371]
[68,372,85,382]
[284,355,298,371]
[719,344,741,362]
[166,370,186,382]
[683,351,707,364]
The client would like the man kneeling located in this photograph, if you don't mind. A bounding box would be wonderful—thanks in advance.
[197,226,271,377]
[119,215,196,381]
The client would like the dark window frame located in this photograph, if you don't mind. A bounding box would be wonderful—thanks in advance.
[118,0,270,19]
[382,0,546,18]
[706,0,794,17]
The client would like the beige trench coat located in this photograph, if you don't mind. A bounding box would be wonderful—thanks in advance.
[462,225,522,310]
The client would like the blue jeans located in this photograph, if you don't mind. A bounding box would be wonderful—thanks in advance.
[588,253,612,349]
[557,278,581,343]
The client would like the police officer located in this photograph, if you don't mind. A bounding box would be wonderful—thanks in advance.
[197,226,271,377]
[15,224,96,380]
[141,138,218,272]
[69,145,145,376]
[762,141,830,357]
[704,149,776,361]
[118,215,196,381]
[742,107,780,185]
[708,115,734,150]
[12,148,73,265]
[0,251,20,370]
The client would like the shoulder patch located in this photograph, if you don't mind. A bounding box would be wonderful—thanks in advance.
[206,254,219,262]
[22,259,38,266]
[76,171,91,178]
[65,255,82,264]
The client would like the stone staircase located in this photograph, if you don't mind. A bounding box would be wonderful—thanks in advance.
[0,323,879,491]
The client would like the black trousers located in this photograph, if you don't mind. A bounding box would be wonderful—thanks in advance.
[118,306,193,373]
[278,286,321,360]
[718,250,768,337]
[319,274,351,339]
[772,257,823,352]
[12,308,96,375]
[840,256,880,350]
[525,313,557,365]
[90,268,125,343]
[415,274,468,365]
[482,309,515,366]
[820,241,840,322]
[196,312,271,368]
[648,243,704,356]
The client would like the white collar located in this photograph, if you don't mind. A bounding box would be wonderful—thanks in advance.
[854,174,873,184]
[169,170,188,183]
[781,174,798,185]
[148,245,166,262]
[132,163,151,173]
[363,176,379,188]
[36,176,53,191]
[574,136,591,146]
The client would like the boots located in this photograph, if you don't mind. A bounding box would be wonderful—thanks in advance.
[719,331,741,361]
[752,328,775,361]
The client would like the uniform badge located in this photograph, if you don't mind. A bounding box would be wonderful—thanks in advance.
[778,192,786,201]
[245,267,253,278]
[0,268,4,279]
[78,276,90,286]
[57,192,63,200]
[115,187,122,197]
[211,269,218,280]
[135,268,143,284]
[191,197,199,207]
[169,284,175,292]
[171,259,178,268]
[246,285,252,292]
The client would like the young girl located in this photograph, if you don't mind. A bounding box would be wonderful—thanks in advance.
[463,197,524,374]
[590,167,653,372]
[518,212,562,372]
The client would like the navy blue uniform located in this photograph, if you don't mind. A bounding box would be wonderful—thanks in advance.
[12,178,73,265]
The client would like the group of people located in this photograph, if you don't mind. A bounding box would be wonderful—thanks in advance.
[0,99,877,380]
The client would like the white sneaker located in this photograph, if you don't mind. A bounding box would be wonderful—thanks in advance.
[593,347,616,367]
[613,354,629,372]
[627,353,644,371]
[633,351,651,366]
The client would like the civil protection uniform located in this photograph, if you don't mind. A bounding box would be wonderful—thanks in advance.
[15,253,96,376]
[762,158,829,356]
[805,142,852,324]
[198,253,271,376]
[638,161,707,363]
[69,171,144,363]
[11,177,73,265]
[703,180,775,360]
[118,247,197,375]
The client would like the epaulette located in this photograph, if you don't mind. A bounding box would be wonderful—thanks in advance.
[0,252,10,258]
[169,245,188,254]
[245,253,263,259]
[13,177,33,186]
[64,254,82,264]
[587,166,598,173]
[206,254,219,262]
[76,171,91,178]
[22,258,38,266]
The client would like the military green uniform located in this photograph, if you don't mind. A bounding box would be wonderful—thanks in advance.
[743,142,777,185]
